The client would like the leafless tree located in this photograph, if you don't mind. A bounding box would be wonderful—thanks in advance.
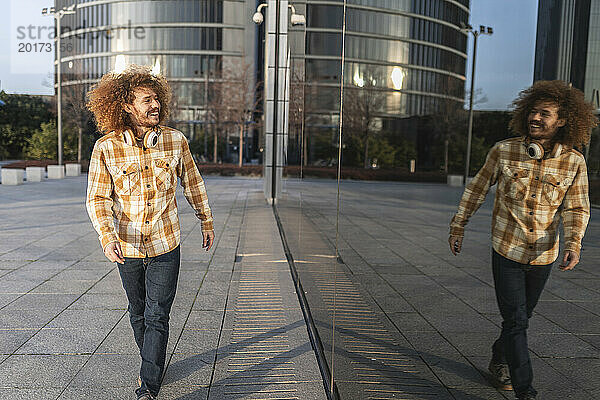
[207,60,260,166]
[206,73,224,163]
[432,76,468,173]
[289,66,308,167]
[62,79,92,163]
[44,70,92,163]
[431,76,492,173]
[343,71,387,169]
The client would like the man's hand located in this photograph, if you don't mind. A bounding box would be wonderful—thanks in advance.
[104,241,125,264]
[448,235,463,256]
[559,250,579,271]
[203,230,215,251]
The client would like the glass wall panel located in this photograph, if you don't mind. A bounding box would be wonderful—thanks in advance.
[278,1,468,398]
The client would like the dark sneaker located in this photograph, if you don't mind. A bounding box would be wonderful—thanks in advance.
[137,392,156,400]
[516,394,537,400]
[488,359,513,390]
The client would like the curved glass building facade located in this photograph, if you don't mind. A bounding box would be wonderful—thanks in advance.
[56,0,254,129]
[287,0,470,167]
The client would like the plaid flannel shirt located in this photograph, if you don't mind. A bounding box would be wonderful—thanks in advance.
[450,136,589,265]
[86,126,213,258]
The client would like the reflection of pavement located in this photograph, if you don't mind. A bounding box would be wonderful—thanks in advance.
[278,179,600,400]
[0,176,325,399]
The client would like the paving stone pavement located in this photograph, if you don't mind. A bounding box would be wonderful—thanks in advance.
[276,179,600,400]
[0,176,325,400]
[2,176,599,400]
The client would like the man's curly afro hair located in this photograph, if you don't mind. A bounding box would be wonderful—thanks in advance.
[87,64,171,134]
[509,80,598,149]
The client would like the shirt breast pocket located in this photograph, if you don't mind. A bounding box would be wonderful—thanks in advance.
[111,162,141,197]
[542,173,573,206]
[502,165,530,201]
[153,157,177,191]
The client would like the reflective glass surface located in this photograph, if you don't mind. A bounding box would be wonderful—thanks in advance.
[278,3,469,397]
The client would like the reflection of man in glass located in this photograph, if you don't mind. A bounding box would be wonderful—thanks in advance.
[448,81,596,400]
[86,65,215,400]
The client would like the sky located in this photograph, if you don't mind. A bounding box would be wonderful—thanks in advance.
[466,0,539,110]
[0,0,539,110]
[0,0,55,95]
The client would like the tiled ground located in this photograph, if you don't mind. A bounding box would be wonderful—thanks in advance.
[277,179,600,400]
[0,176,324,400]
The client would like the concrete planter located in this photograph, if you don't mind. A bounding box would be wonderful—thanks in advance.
[47,165,65,179]
[26,167,45,182]
[65,163,81,177]
[447,174,463,187]
[1,168,25,185]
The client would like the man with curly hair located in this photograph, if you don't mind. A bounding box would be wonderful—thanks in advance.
[448,80,597,400]
[86,65,215,400]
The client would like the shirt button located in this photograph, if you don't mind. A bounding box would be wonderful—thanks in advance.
[147,184,150,188]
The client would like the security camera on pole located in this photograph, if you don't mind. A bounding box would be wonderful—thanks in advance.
[461,22,493,186]
[42,3,77,168]
[253,1,305,204]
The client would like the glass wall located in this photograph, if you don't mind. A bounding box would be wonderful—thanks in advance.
[277,0,470,398]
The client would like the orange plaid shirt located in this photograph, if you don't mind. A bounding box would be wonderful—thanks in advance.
[450,137,589,265]
[86,126,213,258]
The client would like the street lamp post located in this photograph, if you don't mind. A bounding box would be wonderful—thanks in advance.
[461,23,492,185]
[253,1,305,203]
[42,4,76,166]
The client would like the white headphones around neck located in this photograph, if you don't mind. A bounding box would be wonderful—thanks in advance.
[526,142,544,159]
[525,140,562,160]
[123,127,161,148]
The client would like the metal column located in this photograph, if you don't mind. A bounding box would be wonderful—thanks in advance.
[263,0,290,203]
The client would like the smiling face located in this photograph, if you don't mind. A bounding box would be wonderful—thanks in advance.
[527,101,566,145]
[124,86,161,134]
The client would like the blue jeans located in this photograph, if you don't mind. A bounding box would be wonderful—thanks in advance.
[118,246,180,397]
[491,250,552,398]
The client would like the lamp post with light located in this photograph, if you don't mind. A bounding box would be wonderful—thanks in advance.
[253,1,305,203]
[461,23,493,185]
[42,4,76,167]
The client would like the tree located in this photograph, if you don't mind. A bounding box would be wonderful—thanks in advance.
[206,72,224,163]
[342,72,387,168]
[62,77,93,163]
[0,125,27,160]
[24,121,78,161]
[207,60,260,166]
[427,77,468,173]
[0,91,54,159]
